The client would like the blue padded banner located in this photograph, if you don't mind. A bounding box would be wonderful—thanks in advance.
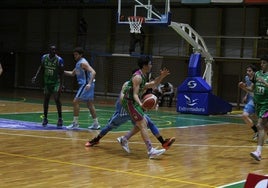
[177,92,232,115]
[188,53,202,77]
[178,77,212,93]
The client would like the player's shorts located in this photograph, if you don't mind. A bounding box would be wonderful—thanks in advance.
[44,82,60,94]
[255,103,268,118]
[110,100,151,129]
[243,102,255,115]
[122,98,144,122]
[75,82,95,101]
[103,99,159,136]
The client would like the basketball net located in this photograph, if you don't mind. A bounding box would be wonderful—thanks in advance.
[128,16,144,34]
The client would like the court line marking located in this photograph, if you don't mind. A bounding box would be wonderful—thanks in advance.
[0,150,216,188]
[1,100,242,129]
[0,108,116,115]
[0,112,239,129]
[1,99,239,123]
[217,180,245,188]
[161,115,238,124]
[0,131,265,149]
[0,97,26,102]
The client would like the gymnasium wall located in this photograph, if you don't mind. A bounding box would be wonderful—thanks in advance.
[0,3,267,104]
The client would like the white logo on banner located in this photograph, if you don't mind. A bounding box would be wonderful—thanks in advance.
[179,95,205,112]
[184,95,198,106]
[187,80,197,88]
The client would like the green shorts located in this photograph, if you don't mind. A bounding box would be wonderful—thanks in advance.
[255,103,268,118]
[44,83,60,94]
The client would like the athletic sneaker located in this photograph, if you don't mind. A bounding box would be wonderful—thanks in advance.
[148,147,166,159]
[250,151,262,161]
[66,123,79,130]
[85,139,99,147]
[252,132,258,141]
[117,136,130,153]
[42,118,48,127]
[88,123,101,130]
[57,118,63,129]
[162,137,176,150]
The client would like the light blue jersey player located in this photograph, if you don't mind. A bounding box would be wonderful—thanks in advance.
[244,75,255,115]
[64,47,100,130]
[238,64,257,140]
[74,57,95,101]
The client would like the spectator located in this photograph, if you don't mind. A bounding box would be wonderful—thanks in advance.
[129,27,145,55]
[158,82,174,107]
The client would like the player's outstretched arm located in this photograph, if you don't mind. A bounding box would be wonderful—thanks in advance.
[64,68,76,77]
[145,68,170,89]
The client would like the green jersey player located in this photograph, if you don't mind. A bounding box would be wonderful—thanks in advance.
[32,45,64,128]
[241,55,268,161]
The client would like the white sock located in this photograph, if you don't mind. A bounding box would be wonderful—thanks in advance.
[257,146,262,154]
[73,116,78,124]
[93,118,98,124]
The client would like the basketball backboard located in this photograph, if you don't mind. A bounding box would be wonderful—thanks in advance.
[117,0,171,25]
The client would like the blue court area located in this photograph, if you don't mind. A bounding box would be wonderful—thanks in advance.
[0,104,244,131]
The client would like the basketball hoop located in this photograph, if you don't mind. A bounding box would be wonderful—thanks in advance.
[128,16,145,34]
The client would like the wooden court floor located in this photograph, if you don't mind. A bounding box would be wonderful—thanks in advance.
[0,89,268,188]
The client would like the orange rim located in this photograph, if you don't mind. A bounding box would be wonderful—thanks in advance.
[128,16,145,23]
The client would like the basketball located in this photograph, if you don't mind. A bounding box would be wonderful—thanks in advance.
[142,93,158,110]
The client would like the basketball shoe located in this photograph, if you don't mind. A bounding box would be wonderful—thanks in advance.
[117,136,130,153]
[66,123,79,130]
[42,118,48,127]
[250,151,261,161]
[88,123,101,130]
[57,118,63,129]
[85,138,99,147]
[148,147,166,159]
[162,137,176,150]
